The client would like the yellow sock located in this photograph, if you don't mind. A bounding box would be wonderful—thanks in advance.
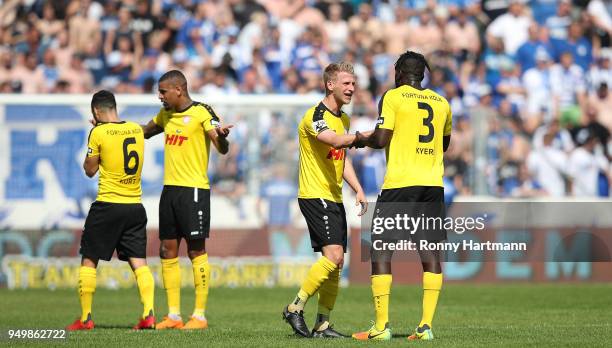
[317,267,340,325]
[419,272,443,328]
[134,266,155,319]
[78,266,96,322]
[371,274,392,331]
[288,256,337,312]
[191,254,210,319]
[161,257,181,316]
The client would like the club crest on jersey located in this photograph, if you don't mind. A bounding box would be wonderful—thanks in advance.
[183,116,190,124]
[312,119,329,133]
[327,148,345,160]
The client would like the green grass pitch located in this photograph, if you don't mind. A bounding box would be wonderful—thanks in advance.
[1,284,611,347]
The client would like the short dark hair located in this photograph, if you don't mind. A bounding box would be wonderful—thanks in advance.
[159,69,187,87]
[91,90,116,114]
[394,51,431,87]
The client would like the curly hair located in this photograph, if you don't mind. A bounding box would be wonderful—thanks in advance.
[394,51,431,87]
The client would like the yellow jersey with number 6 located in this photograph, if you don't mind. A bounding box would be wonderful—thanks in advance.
[86,121,144,203]
[377,85,452,189]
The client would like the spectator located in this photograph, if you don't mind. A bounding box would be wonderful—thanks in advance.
[552,21,593,70]
[483,36,515,89]
[383,6,410,56]
[59,53,94,93]
[568,128,609,196]
[11,53,45,93]
[258,164,297,230]
[496,61,526,111]
[531,0,562,25]
[526,129,569,196]
[587,50,611,91]
[324,3,349,59]
[533,118,575,153]
[444,8,481,63]
[348,2,383,51]
[515,23,556,72]
[486,0,531,55]
[408,10,443,55]
[587,82,612,133]
[550,51,587,127]
[546,0,573,40]
[586,0,612,39]
[522,50,554,130]
[68,0,101,54]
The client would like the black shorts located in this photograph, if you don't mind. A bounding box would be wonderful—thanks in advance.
[298,198,347,252]
[80,201,147,261]
[373,186,447,243]
[159,185,210,241]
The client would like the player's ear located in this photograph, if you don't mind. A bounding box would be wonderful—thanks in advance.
[326,79,334,93]
[91,106,99,122]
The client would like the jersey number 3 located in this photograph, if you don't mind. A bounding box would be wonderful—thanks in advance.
[123,137,139,175]
[418,102,434,143]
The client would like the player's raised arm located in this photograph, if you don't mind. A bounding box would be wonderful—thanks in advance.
[83,121,100,178]
[354,128,392,149]
[316,129,357,149]
[141,119,163,139]
[83,154,99,177]
[207,124,233,155]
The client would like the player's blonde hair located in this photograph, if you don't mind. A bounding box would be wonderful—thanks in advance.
[323,62,354,94]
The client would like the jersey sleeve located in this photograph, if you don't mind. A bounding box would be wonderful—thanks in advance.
[153,108,168,128]
[444,102,453,136]
[201,104,221,132]
[305,105,330,136]
[377,91,396,130]
[86,127,100,157]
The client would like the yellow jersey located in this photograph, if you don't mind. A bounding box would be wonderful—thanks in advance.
[86,121,144,203]
[153,102,219,189]
[298,102,350,203]
[377,85,452,189]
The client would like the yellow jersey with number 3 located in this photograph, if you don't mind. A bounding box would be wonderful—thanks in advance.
[153,102,219,189]
[298,102,350,203]
[377,85,452,189]
[87,121,144,203]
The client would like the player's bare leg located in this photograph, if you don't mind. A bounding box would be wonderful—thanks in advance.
[67,257,98,331]
[182,238,209,330]
[157,238,184,329]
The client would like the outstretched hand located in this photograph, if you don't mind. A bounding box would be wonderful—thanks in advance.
[215,124,234,138]
[350,131,368,149]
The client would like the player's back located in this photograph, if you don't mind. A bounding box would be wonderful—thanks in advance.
[377,85,452,189]
[88,121,145,203]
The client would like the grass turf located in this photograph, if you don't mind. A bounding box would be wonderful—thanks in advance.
[0,284,611,347]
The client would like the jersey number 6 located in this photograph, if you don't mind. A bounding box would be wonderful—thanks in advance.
[418,102,434,143]
[123,137,139,175]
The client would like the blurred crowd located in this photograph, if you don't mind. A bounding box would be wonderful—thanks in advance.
[1,0,611,199]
